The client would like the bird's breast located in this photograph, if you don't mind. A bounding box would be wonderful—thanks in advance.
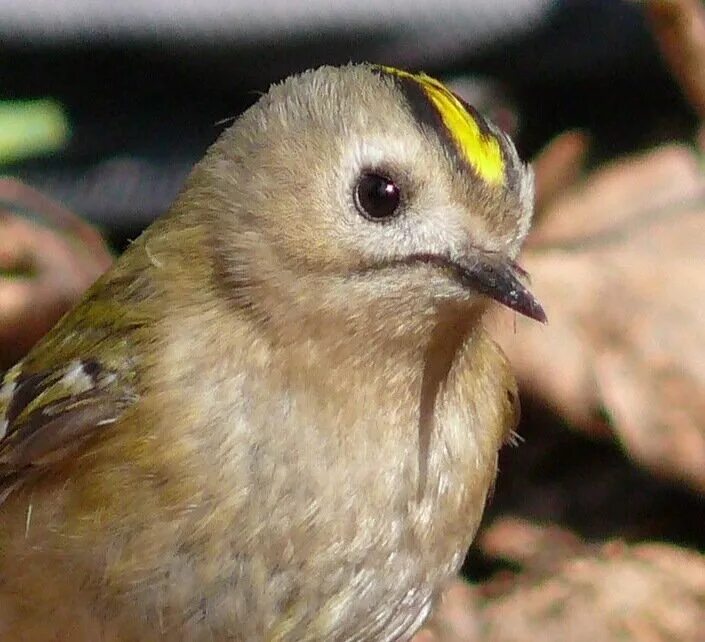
[139,319,509,640]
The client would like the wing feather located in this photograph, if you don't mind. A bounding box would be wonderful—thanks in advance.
[0,357,136,499]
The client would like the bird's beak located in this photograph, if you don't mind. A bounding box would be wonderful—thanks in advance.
[454,253,547,323]
[366,251,546,322]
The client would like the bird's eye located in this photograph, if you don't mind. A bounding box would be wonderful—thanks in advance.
[354,173,401,221]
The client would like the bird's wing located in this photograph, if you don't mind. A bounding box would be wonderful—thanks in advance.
[0,357,136,502]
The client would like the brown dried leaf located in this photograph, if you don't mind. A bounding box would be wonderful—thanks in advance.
[532,130,589,218]
[414,521,705,642]
[0,180,113,368]
[643,0,705,120]
[478,527,705,642]
[490,142,705,492]
[477,518,583,576]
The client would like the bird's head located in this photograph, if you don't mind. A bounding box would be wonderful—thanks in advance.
[185,64,544,346]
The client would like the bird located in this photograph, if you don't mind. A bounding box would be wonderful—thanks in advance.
[0,63,544,641]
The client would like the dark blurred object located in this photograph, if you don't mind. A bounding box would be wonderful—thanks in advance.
[0,0,691,248]
[476,400,705,554]
[0,179,113,368]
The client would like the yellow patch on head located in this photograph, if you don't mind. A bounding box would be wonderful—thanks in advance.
[379,66,505,186]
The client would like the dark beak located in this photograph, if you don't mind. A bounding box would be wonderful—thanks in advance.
[455,253,547,323]
[365,251,547,323]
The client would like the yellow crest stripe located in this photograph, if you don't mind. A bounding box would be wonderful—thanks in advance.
[379,66,505,186]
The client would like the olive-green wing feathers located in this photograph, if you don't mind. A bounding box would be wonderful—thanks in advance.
[0,358,136,502]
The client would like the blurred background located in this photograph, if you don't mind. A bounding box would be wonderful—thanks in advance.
[1,1,704,639]
[1,0,692,247]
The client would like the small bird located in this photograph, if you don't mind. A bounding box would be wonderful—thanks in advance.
[0,64,544,641]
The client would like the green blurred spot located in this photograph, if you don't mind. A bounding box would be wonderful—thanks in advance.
[0,99,70,165]
[0,266,37,280]
[0,253,37,280]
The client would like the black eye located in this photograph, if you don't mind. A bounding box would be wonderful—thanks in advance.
[354,173,401,221]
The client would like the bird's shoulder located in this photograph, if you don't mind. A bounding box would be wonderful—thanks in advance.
[0,257,161,503]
